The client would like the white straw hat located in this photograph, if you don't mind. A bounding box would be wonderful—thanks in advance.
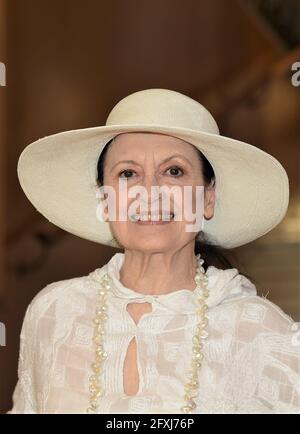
[17,88,289,249]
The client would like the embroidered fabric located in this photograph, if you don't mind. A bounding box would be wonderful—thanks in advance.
[8,253,300,414]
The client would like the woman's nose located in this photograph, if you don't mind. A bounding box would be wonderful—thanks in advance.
[143,171,159,191]
[141,171,162,206]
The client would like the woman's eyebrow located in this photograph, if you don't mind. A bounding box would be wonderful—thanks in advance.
[112,160,139,170]
[161,154,193,167]
[111,154,193,170]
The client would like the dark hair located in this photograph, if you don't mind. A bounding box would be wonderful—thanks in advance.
[96,137,249,276]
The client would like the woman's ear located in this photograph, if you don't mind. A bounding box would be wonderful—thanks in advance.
[102,200,109,222]
[204,183,215,220]
[96,197,109,222]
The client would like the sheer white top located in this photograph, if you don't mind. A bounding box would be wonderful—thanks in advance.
[9,253,300,414]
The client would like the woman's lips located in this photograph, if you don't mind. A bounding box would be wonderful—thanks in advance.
[130,213,175,225]
[135,219,175,225]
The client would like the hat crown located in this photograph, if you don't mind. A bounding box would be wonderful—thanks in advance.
[105,88,220,135]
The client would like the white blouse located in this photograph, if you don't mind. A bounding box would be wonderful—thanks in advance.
[9,253,300,414]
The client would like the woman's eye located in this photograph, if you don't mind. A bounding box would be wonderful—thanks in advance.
[118,166,184,179]
[119,169,136,179]
[166,166,184,177]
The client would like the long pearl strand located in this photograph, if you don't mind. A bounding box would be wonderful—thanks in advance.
[87,255,210,414]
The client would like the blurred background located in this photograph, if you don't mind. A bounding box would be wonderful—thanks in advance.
[0,0,299,413]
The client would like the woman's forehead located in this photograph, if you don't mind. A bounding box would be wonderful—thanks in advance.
[107,132,197,159]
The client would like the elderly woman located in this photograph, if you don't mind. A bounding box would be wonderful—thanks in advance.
[10,89,300,414]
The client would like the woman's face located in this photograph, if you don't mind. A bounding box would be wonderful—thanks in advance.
[102,132,215,253]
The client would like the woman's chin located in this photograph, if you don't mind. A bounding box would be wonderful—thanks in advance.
[125,238,174,252]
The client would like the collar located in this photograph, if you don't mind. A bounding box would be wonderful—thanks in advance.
[88,253,257,312]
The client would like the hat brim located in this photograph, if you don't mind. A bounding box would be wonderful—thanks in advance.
[17,124,289,249]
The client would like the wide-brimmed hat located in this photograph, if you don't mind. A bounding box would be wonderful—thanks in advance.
[17,88,289,249]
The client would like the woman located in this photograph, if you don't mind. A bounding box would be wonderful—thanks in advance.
[10,89,300,414]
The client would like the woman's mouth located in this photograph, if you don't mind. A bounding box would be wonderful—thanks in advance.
[130,212,175,225]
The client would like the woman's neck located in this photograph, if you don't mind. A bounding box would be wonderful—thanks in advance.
[119,244,199,296]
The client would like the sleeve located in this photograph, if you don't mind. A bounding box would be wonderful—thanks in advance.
[261,316,300,414]
[233,296,300,414]
[7,302,39,414]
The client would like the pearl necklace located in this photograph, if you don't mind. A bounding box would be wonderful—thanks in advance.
[87,255,210,414]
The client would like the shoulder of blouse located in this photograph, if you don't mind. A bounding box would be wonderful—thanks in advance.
[23,273,92,322]
[220,291,299,330]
